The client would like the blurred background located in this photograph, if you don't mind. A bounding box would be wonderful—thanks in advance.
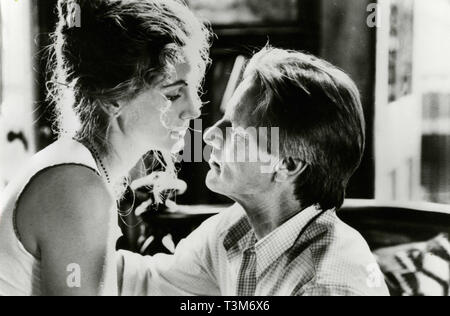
[0,0,449,276]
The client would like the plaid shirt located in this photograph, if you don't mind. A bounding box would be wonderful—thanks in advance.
[118,204,389,296]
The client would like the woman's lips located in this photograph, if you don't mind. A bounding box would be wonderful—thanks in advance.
[170,129,187,140]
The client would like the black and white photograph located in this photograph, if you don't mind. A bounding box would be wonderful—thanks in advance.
[0,0,449,299]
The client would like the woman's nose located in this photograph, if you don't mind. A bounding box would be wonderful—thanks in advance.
[180,95,202,121]
[204,126,223,150]
[180,106,201,121]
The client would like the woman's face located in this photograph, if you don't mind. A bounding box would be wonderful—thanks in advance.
[119,61,202,154]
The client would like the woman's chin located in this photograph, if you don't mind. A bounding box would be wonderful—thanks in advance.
[169,138,185,153]
[167,130,187,153]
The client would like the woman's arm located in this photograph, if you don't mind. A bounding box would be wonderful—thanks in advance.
[117,213,223,296]
[16,165,115,296]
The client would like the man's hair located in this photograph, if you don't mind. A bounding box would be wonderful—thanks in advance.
[243,47,366,210]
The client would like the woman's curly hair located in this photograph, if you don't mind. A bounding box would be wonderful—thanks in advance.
[48,0,211,153]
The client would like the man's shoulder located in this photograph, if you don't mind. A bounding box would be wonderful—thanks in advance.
[297,211,389,295]
[184,203,246,253]
[199,203,246,236]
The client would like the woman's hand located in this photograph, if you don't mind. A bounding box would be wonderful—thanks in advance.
[129,172,187,216]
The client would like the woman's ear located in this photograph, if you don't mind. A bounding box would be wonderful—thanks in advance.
[100,101,123,118]
[101,101,127,134]
[274,157,308,183]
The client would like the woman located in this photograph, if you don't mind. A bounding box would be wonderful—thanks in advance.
[0,0,210,296]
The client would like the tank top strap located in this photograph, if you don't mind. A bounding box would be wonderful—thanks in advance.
[28,137,100,177]
[0,137,103,296]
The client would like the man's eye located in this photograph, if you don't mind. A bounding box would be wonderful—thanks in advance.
[166,94,182,102]
[231,127,249,140]
[237,133,250,141]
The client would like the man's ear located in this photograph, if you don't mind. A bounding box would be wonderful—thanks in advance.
[274,157,308,183]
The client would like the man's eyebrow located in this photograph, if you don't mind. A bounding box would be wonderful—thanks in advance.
[162,80,188,89]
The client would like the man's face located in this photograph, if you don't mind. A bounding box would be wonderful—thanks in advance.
[203,77,277,199]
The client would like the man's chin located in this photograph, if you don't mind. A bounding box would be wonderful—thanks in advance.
[205,171,225,194]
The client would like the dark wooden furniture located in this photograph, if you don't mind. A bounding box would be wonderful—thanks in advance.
[136,200,450,255]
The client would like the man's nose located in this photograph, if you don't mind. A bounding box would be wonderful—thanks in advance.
[204,126,224,150]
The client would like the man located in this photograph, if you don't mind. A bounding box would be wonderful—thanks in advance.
[117,47,389,296]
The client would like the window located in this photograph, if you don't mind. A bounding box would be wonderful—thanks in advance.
[0,0,36,191]
[186,0,299,26]
[376,0,450,205]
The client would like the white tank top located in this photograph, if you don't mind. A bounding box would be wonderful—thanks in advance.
[0,137,120,296]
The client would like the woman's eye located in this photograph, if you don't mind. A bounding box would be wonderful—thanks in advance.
[166,94,182,102]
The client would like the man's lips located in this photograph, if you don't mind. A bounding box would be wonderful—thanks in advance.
[208,156,222,171]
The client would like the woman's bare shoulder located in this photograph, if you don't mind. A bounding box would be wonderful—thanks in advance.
[16,164,114,255]
[23,164,112,210]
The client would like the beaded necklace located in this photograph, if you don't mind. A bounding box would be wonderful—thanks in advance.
[74,137,111,184]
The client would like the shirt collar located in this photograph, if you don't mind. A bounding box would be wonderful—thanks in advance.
[255,205,324,276]
[223,213,252,254]
[223,204,326,277]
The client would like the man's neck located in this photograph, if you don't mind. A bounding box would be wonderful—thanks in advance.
[233,189,303,240]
